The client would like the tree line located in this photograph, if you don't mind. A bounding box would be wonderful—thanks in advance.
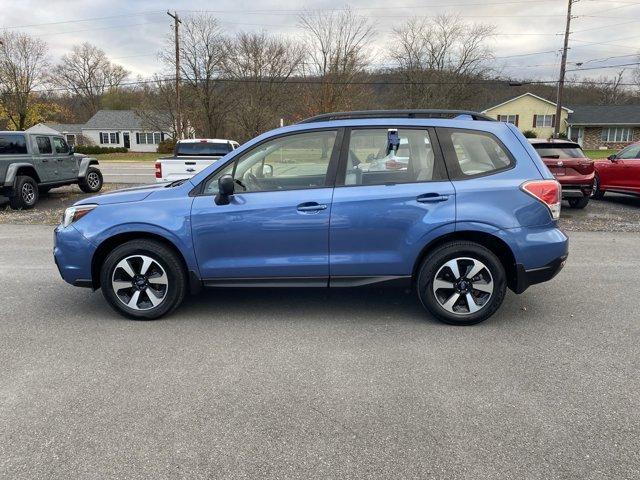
[1,9,639,142]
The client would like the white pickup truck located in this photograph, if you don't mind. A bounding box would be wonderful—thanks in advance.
[155,138,240,183]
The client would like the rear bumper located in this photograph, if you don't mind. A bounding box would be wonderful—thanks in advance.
[513,254,568,294]
[561,184,592,198]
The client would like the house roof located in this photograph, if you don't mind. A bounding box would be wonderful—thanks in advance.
[84,110,171,131]
[482,92,573,114]
[44,122,84,133]
[568,105,640,126]
[26,123,84,134]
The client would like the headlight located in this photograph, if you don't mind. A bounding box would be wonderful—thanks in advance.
[62,204,97,227]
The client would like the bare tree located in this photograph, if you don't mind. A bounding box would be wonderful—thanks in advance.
[389,15,495,108]
[50,43,128,117]
[222,31,305,139]
[161,14,231,138]
[298,7,375,115]
[0,31,49,130]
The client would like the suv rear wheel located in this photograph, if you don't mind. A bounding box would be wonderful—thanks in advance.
[568,196,589,209]
[9,175,39,210]
[416,241,507,325]
[100,240,186,320]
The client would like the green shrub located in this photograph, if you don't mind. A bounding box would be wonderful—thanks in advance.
[522,130,537,139]
[75,145,128,154]
[157,139,176,154]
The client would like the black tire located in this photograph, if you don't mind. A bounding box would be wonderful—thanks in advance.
[100,240,186,320]
[79,167,103,193]
[416,241,507,326]
[591,174,605,200]
[9,176,39,210]
[568,196,589,209]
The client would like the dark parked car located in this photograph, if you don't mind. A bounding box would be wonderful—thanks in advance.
[529,139,594,209]
[592,142,640,199]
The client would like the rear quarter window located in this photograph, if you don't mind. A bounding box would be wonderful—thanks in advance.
[0,134,28,154]
[439,128,514,179]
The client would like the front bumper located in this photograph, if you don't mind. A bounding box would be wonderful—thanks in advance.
[513,254,568,294]
[53,225,96,288]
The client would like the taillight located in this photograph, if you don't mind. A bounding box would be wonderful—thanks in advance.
[155,161,162,179]
[521,179,561,220]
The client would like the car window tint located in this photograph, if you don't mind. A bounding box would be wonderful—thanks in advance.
[36,136,52,154]
[449,131,511,176]
[53,137,69,154]
[0,134,27,154]
[345,129,437,186]
[534,145,586,159]
[618,145,640,160]
[176,142,232,156]
[204,130,337,194]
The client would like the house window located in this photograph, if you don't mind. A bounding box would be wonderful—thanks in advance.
[601,127,632,143]
[99,132,109,144]
[535,114,555,128]
[497,114,518,125]
[66,134,76,146]
[110,133,117,144]
[137,132,160,144]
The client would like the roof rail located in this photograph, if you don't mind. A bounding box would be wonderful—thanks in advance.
[297,109,496,124]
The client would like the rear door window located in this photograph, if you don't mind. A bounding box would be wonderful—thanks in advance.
[342,128,445,186]
[0,134,27,154]
[439,129,513,179]
[36,136,53,154]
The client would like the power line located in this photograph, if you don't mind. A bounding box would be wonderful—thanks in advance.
[567,61,640,72]
[0,11,164,30]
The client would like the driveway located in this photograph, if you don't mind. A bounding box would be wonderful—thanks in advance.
[0,227,638,479]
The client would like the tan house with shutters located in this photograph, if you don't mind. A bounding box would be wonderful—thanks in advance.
[482,92,572,138]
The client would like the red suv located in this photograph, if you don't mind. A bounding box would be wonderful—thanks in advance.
[592,142,640,199]
[529,139,594,209]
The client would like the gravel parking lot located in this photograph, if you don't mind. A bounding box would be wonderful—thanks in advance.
[1,226,638,479]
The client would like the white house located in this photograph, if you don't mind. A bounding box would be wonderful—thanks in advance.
[28,110,174,153]
[82,110,173,152]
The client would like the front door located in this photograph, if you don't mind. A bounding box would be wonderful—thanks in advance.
[329,127,456,281]
[614,143,640,192]
[123,132,130,149]
[52,136,77,180]
[190,129,342,282]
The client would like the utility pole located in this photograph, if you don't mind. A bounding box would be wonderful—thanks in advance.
[167,11,182,140]
[554,0,575,138]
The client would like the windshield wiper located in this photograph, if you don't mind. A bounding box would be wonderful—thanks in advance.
[166,179,188,187]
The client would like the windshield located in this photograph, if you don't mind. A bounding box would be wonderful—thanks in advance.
[533,144,586,159]
[176,142,232,156]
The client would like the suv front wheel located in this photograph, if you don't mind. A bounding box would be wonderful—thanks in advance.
[417,241,507,325]
[79,167,103,193]
[100,240,186,320]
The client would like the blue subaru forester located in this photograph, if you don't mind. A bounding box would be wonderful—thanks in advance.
[54,110,568,325]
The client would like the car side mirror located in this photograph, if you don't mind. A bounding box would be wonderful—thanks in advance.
[608,154,617,161]
[69,145,75,155]
[215,174,235,205]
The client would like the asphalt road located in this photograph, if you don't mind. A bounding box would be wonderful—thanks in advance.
[1,227,638,479]
[100,161,156,184]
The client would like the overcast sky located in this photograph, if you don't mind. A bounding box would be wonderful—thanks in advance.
[1,0,639,84]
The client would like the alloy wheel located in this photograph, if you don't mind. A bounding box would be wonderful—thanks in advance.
[87,172,100,190]
[22,182,36,205]
[432,257,494,315]
[111,255,169,311]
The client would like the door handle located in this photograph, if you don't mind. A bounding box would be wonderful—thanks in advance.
[42,159,48,162]
[297,202,328,212]
[417,193,450,203]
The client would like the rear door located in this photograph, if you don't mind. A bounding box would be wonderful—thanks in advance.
[33,135,55,182]
[329,127,455,282]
